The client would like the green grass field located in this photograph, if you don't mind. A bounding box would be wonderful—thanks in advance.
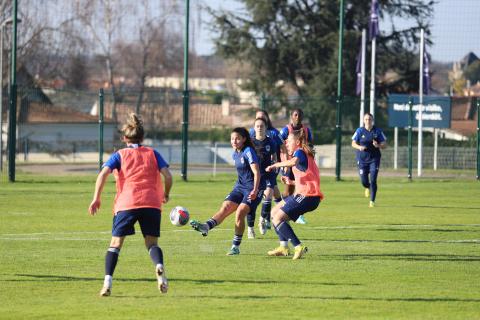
[1,173,479,319]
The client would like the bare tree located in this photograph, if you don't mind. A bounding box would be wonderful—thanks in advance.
[75,0,127,122]
[115,0,181,114]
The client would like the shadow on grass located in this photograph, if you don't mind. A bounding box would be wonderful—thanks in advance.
[412,205,480,210]
[7,274,360,287]
[175,294,480,303]
[309,253,480,262]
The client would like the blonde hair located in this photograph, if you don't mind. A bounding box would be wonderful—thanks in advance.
[290,129,315,157]
[122,113,144,143]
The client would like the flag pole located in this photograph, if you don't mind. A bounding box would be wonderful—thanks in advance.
[369,37,376,118]
[360,29,366,126]
[418,28,424,177]
[368,0,379,118]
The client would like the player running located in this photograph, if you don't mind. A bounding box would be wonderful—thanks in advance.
[88,113,173,296]
[351,112,387,207]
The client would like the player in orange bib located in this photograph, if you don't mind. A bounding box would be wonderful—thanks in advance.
[88,113,173,296]
[265,129,323,260]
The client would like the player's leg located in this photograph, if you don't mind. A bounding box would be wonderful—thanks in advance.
[100,210,136,296]
[226,203,251,255]
[259,187,273,235]
[190,192,239,236]
[369,160,380,206]
[358,162,370,197]
[267,200,290,256]
[140,208,168,293]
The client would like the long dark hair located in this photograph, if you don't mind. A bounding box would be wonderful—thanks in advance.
[256,109,274,129]
[232,127,255,150]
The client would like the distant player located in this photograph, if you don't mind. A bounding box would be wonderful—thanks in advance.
[248,118,278,238]
[278,108,313,224]
[88,113,173,296]
[351,112,387,207]
[190,127,265,255]
[265,129,323,260]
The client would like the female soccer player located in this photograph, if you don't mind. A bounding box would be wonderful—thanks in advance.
[190,127,264,255]
[88,113,173,296]
[249,110,283,232]
[351,112,387,207]
[265,129,323,260]
[248,118,277,238]
[278,108,313,224]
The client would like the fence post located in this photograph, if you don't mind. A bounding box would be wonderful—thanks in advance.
[7,0,18,182]
[260,93,266,111]
[408,97,413,181]
[98,89,104,171]
[477,98,479,180]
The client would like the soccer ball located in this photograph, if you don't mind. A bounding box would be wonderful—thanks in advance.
[169,206,190,226]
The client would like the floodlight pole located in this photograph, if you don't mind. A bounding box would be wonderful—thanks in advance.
[181,0,190,181]
[408,97,413,181]
[7,0,18,182]
[335,0,345,181]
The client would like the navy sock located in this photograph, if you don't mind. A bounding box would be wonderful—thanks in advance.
[148,245,164,265]
[206,218,218,230]
[276,221,301,247]
[274,197,282,203]
[273,223,288,242]
[247,211,255,228]
[105,247,120,276]
[261,200,272,220]
[232,234,243,246]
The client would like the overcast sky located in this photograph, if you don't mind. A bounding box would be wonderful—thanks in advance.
[193,0,480,63]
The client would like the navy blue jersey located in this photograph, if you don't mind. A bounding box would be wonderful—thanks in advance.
[352,126,386,163]
[252,136,276,174]
[232,146,264,190]
[279,125,313,144]
[292,149,308,172]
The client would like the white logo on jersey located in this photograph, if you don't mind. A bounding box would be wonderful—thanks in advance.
[266,145,270,152]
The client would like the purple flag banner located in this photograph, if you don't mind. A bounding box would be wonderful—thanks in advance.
[369,0,379,40]
[423,43,430,95]
[355,43,362,96]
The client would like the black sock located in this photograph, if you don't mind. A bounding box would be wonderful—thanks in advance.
[261,200,272,220]
[206,218,218,230]
[105,247,120,276]
[148,245,164,266]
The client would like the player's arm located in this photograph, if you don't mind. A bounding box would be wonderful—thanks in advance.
[89,166,112,215]
[373,131,387,149]
[248,162,261,200]
[160,167,173,203]
[352,140,366,151]
[265,156,299,172]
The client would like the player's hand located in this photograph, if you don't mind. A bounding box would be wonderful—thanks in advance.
[248,189,258,201]
[281,176,289,184]
[372,140,379,148]
[359,146,367,151]
[163,195,170,204]
[89,199,101,216]
[265,165,274,172]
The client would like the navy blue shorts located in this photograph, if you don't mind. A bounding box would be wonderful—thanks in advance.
[281,195,321,222]
[112,208,161,237]
[265,172,278,188]
[225,187,264,213]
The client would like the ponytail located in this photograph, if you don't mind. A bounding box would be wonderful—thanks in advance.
[122,113,144,144]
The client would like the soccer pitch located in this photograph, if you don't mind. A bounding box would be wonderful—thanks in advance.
[1,173,479,319]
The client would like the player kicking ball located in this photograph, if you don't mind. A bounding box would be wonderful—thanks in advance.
[265,129,323,260]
